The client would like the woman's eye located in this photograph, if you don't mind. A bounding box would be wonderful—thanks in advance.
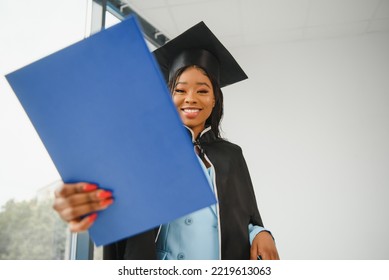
[174,89,185,94]
[198,90,208,94]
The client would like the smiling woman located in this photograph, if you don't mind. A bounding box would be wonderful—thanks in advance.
[53,21,279,260]
[2,0,389,262]
[172,66,216,139]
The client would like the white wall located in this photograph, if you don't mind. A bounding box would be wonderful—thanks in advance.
[222,32,389,259]
[2,1,388,259]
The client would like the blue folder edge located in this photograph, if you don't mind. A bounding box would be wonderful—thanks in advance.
[5,15,217,246]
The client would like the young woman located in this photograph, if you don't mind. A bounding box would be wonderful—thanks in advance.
[53,22,279,260]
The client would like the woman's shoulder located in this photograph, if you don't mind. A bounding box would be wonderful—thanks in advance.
[209,138,243,154]
[200,129,243,154]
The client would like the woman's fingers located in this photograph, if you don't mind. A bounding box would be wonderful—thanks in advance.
[69,212,98,232]
[53,182,114,222]
[59,197,114,222]
[54,182,97,198]
[53,189,112,211]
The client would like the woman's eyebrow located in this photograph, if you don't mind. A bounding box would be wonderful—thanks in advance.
[196,82,211,88]
[175,81,210,88]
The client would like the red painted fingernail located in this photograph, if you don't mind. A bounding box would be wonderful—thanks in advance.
[88,213,98,223]
[84,184,98,192]
[100,198,113,207]
[98,190,112,199]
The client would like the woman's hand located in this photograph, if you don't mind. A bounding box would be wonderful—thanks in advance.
[250,231,280,260]
[53,182,114,232]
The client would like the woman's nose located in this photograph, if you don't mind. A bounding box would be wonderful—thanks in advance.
[184,91,197,103]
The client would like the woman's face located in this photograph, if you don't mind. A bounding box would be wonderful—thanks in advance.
[172,67,215,138]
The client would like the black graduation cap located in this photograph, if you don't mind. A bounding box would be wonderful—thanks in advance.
[153,22,248,88]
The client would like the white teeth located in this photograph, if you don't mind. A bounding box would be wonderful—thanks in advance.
[183,109,199,113]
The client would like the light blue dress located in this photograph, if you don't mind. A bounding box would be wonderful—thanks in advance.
[156,156,267,260]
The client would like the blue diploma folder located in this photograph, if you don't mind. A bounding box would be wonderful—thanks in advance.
[6,16,216,246]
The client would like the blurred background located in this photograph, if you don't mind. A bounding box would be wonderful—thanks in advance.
[1,0,388,259]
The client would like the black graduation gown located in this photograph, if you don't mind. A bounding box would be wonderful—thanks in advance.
[103,129,264,260]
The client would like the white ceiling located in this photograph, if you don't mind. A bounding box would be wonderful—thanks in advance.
[122,0,389,48]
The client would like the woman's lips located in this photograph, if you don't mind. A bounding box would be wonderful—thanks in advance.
[181,108,201,118]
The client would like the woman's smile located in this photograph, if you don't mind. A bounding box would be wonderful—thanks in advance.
[172,67,215,138]
[181,107,202,118]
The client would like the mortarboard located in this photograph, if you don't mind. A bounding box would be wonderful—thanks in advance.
[153,22,248,88]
